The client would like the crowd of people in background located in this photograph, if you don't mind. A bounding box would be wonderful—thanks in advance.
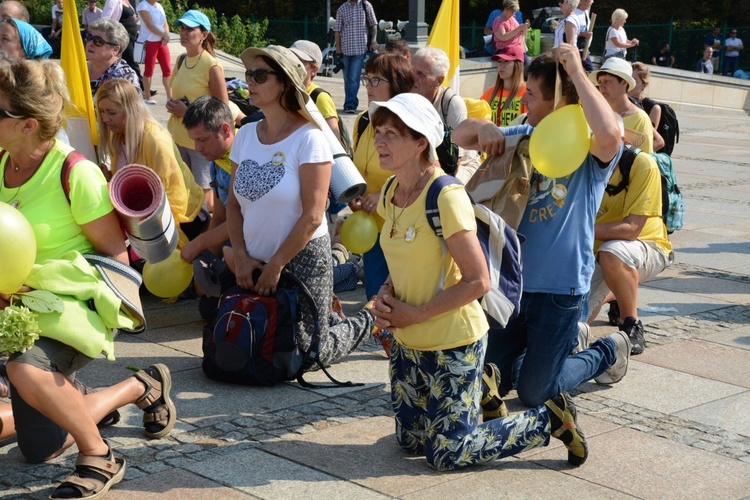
[0,0,743,495]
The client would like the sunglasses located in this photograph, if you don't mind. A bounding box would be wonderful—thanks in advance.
[85,33,117,47]
[0,107,22,120]
[361,75,389,87]
[244,68,277,84]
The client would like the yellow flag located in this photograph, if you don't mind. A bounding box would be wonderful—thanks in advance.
[426,0,460,89]
[61,0,98,160]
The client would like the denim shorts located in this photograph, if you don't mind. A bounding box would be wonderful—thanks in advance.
[8,337,94,463]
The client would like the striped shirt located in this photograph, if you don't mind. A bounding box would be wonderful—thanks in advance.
[334,0,377,56]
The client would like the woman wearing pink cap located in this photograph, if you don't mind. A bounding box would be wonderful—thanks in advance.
[480,45,527,126]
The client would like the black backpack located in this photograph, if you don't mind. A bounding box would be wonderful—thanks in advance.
[643,98,680,156]
[436,89,460,176]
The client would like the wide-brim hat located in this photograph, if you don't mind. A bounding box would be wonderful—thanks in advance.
[369,93,444,165]
[589,57,636,91]
[240,45,318,128]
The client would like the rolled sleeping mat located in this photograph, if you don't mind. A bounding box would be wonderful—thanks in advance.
[109,164,179,264]
[305,99,367,203]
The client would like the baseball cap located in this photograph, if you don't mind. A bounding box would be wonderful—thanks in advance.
[174,10,211,31]
[289,40,323,68]
[491,44,524,63]
[369,93,444,165]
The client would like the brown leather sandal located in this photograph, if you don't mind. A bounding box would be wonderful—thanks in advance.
[49,448,126,499]
[133,364,176,439]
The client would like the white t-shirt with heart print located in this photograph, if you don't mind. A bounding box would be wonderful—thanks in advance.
[230,121,332,263]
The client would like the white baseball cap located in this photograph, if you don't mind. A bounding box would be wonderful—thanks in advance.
[369,93,444,165]
[289,40,323,68]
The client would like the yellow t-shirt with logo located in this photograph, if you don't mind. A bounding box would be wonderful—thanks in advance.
[377,171,489,351]
[624,109,654,153]
[595,152,672,255]
[481,83,527,127]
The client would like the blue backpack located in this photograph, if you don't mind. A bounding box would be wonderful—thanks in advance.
[384,175,524,327]
[606,146,685,234]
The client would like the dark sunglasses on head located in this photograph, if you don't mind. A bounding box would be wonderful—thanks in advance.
[85,33,117,47]
[0,107,22,120]
[245,68,277,84]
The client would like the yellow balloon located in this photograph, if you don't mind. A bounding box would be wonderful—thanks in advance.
[340,211,379,254]
[142,250,194,298]
[529,104,590,178]
[0,202,37,294]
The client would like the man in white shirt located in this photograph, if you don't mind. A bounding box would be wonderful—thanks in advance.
[82,0,103,29]
[724,30,744,76]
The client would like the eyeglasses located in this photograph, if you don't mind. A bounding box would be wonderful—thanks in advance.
[245,68,277,84]
[0,107,22,120]
[85,33,117,47]
[361,75,390,87]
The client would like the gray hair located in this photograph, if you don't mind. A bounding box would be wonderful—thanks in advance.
[563,0,580,9]
[413,46,450,78]
[502,0,519,12]
[88,17,129,54]
[611,8,628,23]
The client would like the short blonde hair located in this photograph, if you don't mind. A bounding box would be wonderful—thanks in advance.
[631,62,650,87]
[612,9,628,23]
[502,0,520,12]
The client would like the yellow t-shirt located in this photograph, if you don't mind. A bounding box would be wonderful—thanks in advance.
[307,82,338,120]
[0,141,113,263]
[481,83,527,127]
[168,51,221,149]
[353,113,390,230]
[377,171,489,351]
[113,123,203,247]
[596,152,672,255]
[624,109,654,153]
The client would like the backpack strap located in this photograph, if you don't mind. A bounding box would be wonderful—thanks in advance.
[604,146,638,197]
[425,175,462,237]
[354,112,370,150]
[61,150,88,204]
[309,87,328,104]
[381,175,397,209]
[176,53,187,72]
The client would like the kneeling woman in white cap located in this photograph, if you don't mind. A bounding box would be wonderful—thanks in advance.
[370,93,588,471]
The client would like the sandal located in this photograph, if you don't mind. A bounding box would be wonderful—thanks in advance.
[133,364,176,439]
[545,392,588,466]
[480,363,508,421]
[49,445,126,499]
[97,410,121,429]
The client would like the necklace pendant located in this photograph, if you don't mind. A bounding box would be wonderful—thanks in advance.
[404,226,415,242]
[271,151,285,166]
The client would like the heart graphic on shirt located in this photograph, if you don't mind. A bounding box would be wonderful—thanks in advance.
[234,158,285,202]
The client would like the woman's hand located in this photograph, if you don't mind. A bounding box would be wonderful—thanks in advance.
[165,98,187,118]
[350,192,381,216]
[373,292,422,330]
[0,286,32,311]
[234,253,263,290]
[254,261,282,296]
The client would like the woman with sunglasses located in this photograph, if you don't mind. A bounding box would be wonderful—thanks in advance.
[225,45,375,370]
[86,17,140,100]
[97,78,206,247]
[350,53,415,302]
[165,10,230,214]
[0,58,176,499]
[369,93,587,471]
[0,17,52,60]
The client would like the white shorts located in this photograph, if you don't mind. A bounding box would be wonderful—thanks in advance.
[587,239,672,318]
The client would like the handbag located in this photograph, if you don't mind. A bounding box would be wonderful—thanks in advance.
[133,40,145,64]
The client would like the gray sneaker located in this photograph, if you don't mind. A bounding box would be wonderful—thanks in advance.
[571,322,591,355]
[594,331,631,385]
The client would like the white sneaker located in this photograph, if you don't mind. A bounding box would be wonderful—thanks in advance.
[594,331,631,385]
[571,322,591,355]
[144,99,157,105]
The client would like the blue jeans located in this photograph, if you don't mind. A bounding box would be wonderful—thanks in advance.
[485,292,617,407]
[724,56,740,76]
[342,54,365,110]
[362,236,388,299]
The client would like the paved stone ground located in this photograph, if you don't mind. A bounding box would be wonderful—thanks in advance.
[2,43,750,498]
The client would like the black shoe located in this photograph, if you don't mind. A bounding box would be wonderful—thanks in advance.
[150,90,158,97]
[607,300,621,326]
[621,316,645,355]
